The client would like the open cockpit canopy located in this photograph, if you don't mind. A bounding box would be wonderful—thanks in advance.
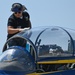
[2,26,75,62]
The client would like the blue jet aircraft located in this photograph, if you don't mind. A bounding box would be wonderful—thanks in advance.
[0,26,75,75]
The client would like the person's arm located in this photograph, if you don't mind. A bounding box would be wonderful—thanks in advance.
[7,26,25,34]
[7,17,20,34]
[7,16,25,34]
[7,26,20,34]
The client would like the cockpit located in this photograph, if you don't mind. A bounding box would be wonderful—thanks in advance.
[1,26,75,73]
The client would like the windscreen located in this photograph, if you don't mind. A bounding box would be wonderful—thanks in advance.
[8,26,74,58]
[33,27,74,57]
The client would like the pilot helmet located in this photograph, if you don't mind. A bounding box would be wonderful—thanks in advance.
[11,3,27,12]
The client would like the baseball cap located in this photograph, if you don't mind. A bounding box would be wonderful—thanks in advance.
[11,3,27,12]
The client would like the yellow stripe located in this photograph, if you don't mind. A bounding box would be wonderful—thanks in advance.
[27,59,75,75]
[37,59,75,64]
[27,73,41,75]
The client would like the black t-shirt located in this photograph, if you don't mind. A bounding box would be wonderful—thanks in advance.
[7,12,31,39]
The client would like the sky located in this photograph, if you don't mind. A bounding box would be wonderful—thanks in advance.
[0,0,75,54]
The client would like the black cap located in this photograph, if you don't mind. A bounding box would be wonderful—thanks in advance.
[11,3,27,12]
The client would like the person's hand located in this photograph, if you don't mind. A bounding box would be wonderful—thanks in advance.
[18,27,30,32]
[23,27,30,30]
[18,28,25,32]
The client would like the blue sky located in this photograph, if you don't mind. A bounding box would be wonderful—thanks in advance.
[0,0,75,53]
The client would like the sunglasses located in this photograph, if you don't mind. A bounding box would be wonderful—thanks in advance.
[14,12,21,14]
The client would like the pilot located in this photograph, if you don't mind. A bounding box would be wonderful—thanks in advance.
[7,3,32,40]
[7,3,32,47]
